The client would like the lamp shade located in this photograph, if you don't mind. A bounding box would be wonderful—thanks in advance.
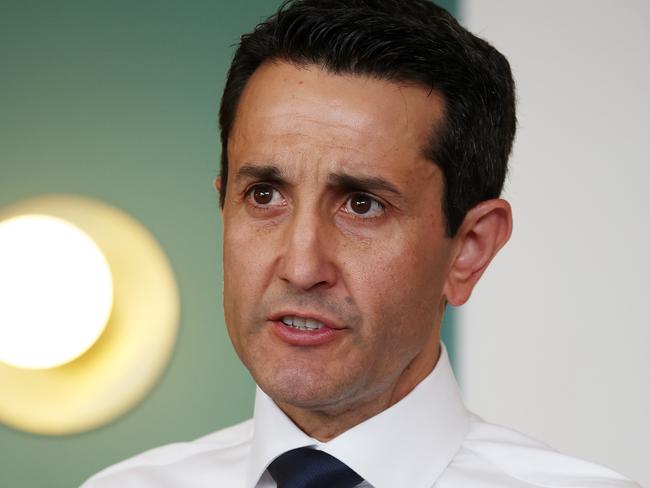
[0,195,180,435]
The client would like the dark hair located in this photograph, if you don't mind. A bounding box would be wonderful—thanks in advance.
[219,0,516,236]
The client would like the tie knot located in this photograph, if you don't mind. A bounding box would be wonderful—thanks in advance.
[267,447,363,488]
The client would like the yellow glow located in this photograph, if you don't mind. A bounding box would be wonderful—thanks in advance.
[0,214,113,370]
[0,195,179,435]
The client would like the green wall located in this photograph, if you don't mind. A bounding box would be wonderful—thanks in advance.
[0,1,457,486]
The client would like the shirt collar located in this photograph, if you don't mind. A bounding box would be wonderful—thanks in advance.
[246,345,470,488]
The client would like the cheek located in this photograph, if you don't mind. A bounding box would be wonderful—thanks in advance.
[360,238,443,296]
[222,217,282,331]
[222,223,258,320]
[224,217,272,280]
[223,226,267,358]
[352,237,447,336]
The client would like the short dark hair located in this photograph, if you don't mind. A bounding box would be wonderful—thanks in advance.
[219,0,516,236]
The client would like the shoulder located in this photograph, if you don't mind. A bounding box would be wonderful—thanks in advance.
[441,414,641,488]
[80,419,254,488]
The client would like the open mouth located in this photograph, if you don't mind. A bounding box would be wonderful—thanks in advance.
[270,312,339,346]
[280,315,326,331]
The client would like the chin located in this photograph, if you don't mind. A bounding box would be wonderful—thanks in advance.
[253,364,357,411]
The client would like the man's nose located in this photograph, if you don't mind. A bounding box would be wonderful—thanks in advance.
[277,208,337,291]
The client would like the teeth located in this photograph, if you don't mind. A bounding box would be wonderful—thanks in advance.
[305,318,320,329]
[280,315,325,330]
[293,316,306,328]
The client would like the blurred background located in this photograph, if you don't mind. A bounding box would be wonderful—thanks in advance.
[0,1,647,487]
[459,1,650,486]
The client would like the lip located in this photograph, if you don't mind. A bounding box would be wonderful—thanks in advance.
[268,310,344,347]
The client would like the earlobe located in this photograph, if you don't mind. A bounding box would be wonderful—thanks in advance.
[443,199,512,306]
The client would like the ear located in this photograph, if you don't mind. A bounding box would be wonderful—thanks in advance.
[214,176,222,193]
[443,199,512,306]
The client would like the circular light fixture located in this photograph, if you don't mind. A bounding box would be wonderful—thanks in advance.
[0,195,179,435]
[0,215,114,370]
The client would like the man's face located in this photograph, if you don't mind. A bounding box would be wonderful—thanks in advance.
[222,61,454,414]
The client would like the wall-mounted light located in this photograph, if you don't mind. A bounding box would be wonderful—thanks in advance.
[0,215,113,370]
[0,195,179,435]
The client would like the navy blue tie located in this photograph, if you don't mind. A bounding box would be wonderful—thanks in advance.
[267,447,363,488]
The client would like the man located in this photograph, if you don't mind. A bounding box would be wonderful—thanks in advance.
[83,1,640,487]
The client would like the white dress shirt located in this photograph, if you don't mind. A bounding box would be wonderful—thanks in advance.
[82,347,640,487]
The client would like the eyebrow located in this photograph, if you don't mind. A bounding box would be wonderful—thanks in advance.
[327,172,402,198]
[234,164,403,200]
[235,164,286,184]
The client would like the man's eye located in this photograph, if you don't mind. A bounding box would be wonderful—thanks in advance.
[246,184,284,207]
[344,193,385,218]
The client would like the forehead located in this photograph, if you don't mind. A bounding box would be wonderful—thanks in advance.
[228,61,445,180]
